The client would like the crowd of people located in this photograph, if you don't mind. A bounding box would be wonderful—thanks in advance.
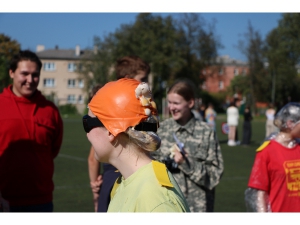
[0,49,300,213]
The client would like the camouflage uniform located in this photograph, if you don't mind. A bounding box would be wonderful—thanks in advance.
[152,116,224,212]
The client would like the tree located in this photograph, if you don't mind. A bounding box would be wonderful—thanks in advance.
[0,34,20,92]
[78,13,222,113]
[76,36,114,96]
[237,22,269,113]
[265,13,300,107]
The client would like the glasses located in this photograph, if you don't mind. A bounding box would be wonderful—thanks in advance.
[82,114,104,133]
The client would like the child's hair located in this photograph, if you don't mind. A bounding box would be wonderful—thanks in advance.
[88,84,103,102]
[115,56,150,79]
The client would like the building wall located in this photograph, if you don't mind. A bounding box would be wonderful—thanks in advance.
[37,59,87,114]
[202,57,249,93]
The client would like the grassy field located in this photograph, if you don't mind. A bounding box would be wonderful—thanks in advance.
[52,114,266,212]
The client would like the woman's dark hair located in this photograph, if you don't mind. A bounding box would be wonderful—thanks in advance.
[167,79,195,102]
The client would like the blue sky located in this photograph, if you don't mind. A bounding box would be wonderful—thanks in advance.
[0,12,283,61]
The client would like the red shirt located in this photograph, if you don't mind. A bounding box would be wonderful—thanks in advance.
[248,140,300,212]
[0,86,63,206]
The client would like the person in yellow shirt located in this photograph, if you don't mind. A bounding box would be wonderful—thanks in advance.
[84,78,190,212]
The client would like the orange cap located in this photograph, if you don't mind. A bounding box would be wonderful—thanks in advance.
[88,78,158,136]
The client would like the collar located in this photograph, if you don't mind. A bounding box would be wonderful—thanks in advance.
[170,116,196,136]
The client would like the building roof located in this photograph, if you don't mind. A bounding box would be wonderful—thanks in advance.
[215,55,248,66]
[36,45,93,60]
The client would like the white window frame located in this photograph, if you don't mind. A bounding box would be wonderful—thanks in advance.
[219,81,224,90]
[67,95,76,104]
[68,79,76,88]
[78,79,84,88]
[43,78,55,87]
[68,63,77,72]
[44,62,56,71]
[234,68,239,76]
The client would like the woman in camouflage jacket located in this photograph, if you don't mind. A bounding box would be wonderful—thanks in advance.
[152,79,224,212]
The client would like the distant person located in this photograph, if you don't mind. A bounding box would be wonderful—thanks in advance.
[0,50,63,212]
[241,105,252,146]
[245,102,300,212]
[265,103,277,137]
[87,55,151,212]
[226,101,239,146]
[85,78,190,212]
[152,79,224,212]
[87,84,104,212]
[199,104,206,120]
[205,103,217,130]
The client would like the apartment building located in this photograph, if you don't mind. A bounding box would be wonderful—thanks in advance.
[201,55,249,93]
[36,45,91,114]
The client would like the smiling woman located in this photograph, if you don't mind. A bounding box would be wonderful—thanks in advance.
[151,78,224,212]
[84,78,190,212]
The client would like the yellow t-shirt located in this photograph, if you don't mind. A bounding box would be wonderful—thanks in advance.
[108,161,190,212]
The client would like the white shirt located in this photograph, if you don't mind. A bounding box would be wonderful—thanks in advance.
[227,106,239,126]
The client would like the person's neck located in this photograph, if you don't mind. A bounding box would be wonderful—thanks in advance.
[176,112,193,126]
[274,131,296,148]
[110,149,152,180]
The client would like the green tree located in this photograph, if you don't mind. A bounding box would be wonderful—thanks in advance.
[265,13,300,107]
[237,22,269,113]
[0,34,20,92]
[78,13,222,113]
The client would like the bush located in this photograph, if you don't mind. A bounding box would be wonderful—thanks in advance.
[199,91,227,113]
[58,104,78,116]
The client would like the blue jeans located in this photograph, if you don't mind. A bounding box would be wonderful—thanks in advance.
[10,202,53,212]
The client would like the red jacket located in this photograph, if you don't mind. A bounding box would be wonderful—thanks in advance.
[0,85,63,206]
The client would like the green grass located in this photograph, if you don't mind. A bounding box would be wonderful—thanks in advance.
[53,114,266,212]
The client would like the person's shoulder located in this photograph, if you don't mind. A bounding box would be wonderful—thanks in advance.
[256,140,273,153]
[159,118,173,126]
[195,119,211,128]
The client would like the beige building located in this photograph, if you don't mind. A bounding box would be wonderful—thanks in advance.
[36,45,91,114]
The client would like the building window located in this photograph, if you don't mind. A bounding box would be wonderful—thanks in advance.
[68,63,77,72]
[202,81,206,89]
[202,69,206,75]
[234,68,239,76]
[242,69,247,75]
[78,79,84,88]
[68,79,76,88]
[219,68,223,75]
[219,81,224,90]
[78,95,84,104]
[43,78,55,87]
[44,62,56,71]
[67,95,76,104]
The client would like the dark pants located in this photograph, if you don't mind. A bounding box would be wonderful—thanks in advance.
[242,121,251,145]
[97,163,120,212]
[10,202,53,212]
[235,127,239,142]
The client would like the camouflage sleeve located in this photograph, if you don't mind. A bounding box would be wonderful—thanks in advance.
[179,128,224,190]
[151,121,171,161]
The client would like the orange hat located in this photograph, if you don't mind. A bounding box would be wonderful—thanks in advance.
[88,78,158,136]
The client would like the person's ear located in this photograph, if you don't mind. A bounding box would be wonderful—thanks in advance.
[188,99,195,109]
[107,130,116,143]
[9,70,14,79]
